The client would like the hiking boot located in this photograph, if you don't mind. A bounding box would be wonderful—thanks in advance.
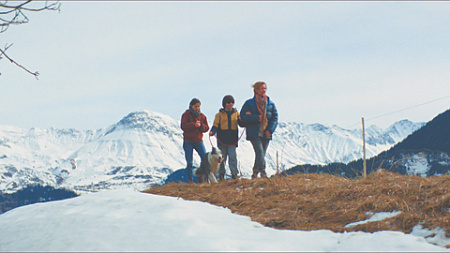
[260,172,267,179]
[231,173,238,180]
[219,173,225,181]
[251,173,258,179]
[197,176,203,184]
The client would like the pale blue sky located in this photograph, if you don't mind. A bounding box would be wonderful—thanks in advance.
[1,1,449,130]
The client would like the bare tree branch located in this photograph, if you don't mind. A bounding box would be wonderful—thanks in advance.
[1,0,60,33]
[0,44,40,79]
[0,0,60,78]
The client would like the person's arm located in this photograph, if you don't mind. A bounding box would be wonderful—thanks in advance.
[199,114,209,133]
[210,113,220,135]
[181,113,196,132]
[236,111,245,127]
[267,102,278,134]
[240,101,260,124]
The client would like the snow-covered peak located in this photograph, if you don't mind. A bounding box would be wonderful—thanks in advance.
[105,110,179,135]
[385,119,424,141]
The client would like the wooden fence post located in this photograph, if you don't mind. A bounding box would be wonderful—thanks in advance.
[362,117,367,178]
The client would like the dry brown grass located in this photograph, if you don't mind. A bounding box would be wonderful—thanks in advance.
[143,170,450,237]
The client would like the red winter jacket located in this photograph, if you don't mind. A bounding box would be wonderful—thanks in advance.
[181,110,209,142]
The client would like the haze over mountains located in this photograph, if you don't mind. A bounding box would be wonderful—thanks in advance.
[0,110,425,194]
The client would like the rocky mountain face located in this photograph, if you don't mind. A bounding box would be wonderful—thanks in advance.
[0,110,425,194]
[389,109,450,153]
[378,109,450,177]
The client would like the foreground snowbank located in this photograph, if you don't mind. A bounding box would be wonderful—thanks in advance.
[0,190,447,252]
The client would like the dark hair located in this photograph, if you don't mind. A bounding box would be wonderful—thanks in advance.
[189,98,201,107]
[222,95,235,108]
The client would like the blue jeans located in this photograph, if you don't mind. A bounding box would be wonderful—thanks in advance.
[218,145,238,176]
[250,137,270,175]
[183,140,206,181]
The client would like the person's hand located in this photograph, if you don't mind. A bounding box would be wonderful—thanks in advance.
[264,130,271,138]
[195,120,201,128]
[209,131,215,136]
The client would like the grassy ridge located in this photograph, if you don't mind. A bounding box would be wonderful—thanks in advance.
[144,170,449,238]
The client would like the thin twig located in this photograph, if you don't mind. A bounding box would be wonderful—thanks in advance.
[0,46,39,79]
[280,173,294,192]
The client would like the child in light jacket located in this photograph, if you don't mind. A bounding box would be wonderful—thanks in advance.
[209,95,244,180]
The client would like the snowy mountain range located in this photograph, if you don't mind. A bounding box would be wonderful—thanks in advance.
[0,110,424,194]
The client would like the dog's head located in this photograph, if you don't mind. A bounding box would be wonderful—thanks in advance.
[211,147,223,164]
